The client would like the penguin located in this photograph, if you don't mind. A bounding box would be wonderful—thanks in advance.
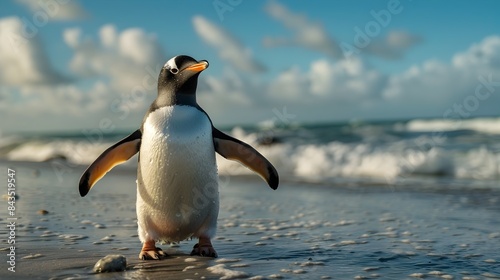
[79,55,279,260]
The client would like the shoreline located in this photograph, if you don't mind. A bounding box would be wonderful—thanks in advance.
[0,160,499,279]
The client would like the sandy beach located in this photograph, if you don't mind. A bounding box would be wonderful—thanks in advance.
[0,160,499,279]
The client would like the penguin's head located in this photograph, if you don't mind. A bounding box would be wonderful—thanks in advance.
[157,55,208,105]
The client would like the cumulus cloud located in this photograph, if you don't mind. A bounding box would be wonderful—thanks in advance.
[0,17,70,86]
[192,15,266,73]
[452,35,500,69]
[269,57,386,105]
[198,69,258,124]
[380,36,500,118]
[385,36,500,100]
[198,58,388,124]
[2,13,499,133]
[62,24,167,118]
[382,59,457,102]
[1,23,168,132]
[16,0,88,21]
[65,24,166,92]
[263,1,342,59]
[63,27,81,48]
[203,35,500,124]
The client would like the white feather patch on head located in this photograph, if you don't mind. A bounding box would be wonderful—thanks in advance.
[164,56,178,69]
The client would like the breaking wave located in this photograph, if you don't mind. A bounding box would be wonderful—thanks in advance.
[1,117,499,184]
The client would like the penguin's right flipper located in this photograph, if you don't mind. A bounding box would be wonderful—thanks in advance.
[79,129,141,197]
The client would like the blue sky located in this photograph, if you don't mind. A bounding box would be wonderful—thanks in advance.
[1,0,500,133]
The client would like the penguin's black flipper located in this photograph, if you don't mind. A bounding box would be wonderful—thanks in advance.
[212,127,279,190]
[79,129,142,197]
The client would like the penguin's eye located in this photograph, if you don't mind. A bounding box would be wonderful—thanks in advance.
[170,68,179,74]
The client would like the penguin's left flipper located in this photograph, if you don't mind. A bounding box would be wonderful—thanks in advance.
[79,129,142,197]
[212,128,279,190]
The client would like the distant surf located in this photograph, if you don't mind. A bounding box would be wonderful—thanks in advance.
[2,117,499,186]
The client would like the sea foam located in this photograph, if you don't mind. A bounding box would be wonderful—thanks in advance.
[2,117,499,184]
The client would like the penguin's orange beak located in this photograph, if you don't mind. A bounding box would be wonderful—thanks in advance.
[185,60,209,72]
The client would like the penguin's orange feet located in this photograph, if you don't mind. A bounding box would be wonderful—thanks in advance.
[190,236,218,258]
[139,240,167,260]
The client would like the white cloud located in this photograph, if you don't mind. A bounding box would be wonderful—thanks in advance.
[16,0,88,21]
[64,25,167,117]
[0,17,69,86]
[263,1,342,58]
[1,12,499,133]
[192,15,266,73]
[118,28,165,66]
[382,59,456,102]
[1,23,168,132]
[384,36,500,105]
[364,30,422,59]
[63,27,80,48]
[100,24,117,48]
[198,58,387,124]
[197,68,267,125]
[66,24,166,92]
[386,31,421,50]
[376,36,500,119]
[269,58,385,105]
[204,35,500,123]
[452,35,500,70]
[264,1,420,60]
[268,66,310,102]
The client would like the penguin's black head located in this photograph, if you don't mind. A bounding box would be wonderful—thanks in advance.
[156,55,209,106]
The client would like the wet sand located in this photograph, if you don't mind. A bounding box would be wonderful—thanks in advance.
[0,160,499,279]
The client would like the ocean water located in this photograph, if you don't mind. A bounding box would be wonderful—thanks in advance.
[1,116,499,189]
[1,117,499,279]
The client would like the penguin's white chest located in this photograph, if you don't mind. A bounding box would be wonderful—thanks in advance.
[137,105,219,242]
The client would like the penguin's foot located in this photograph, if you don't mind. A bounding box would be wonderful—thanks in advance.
[190,237,218,258]
[190,243,218,257]
[139,240,167,260]
[139,247,166,260]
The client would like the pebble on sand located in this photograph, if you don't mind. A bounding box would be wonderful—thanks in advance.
[37,209,49,215]
[93,254,127,273]
[2,194,19,200]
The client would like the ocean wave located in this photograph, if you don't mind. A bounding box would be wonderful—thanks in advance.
[218,142,499,181]
[3,139,112,164]
[217,128,500,181]
[404,117,500,134]
[1,123,499,183]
